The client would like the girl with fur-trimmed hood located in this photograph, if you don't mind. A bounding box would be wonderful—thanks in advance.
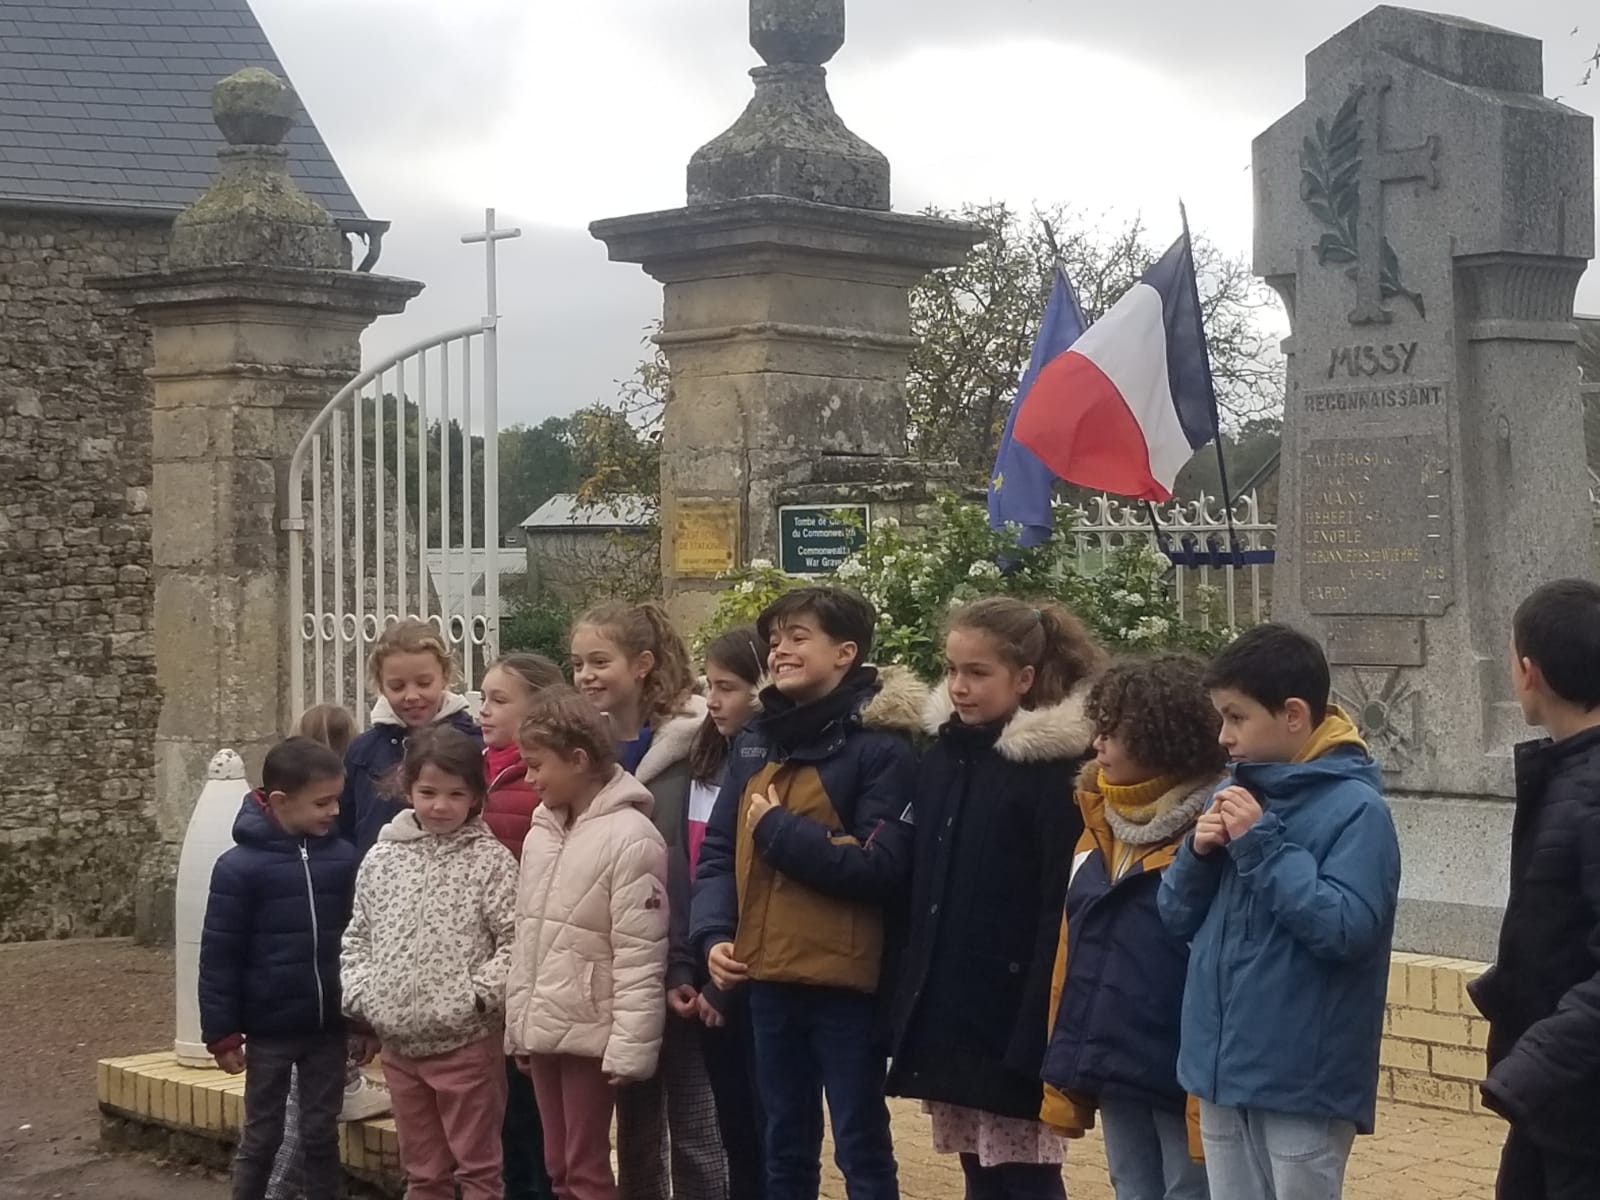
[568,602,725,1200]
[1039,654,1228,1200]
[888,598,1106,1200]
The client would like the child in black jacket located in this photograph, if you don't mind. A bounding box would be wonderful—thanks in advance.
[200,737,357,1200]
[1472,580,1600,1199]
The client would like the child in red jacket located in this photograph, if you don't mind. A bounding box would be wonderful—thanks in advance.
[479,651,565,1200]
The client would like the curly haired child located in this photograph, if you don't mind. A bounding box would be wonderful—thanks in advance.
[1040,654,1228,1200]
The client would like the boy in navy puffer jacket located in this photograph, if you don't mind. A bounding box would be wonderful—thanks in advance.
[200,737,358,1200]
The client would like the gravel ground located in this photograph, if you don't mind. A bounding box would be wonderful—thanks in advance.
[0,939,225,1199]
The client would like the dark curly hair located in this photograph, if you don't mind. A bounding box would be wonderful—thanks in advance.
[1089,654,1227,778]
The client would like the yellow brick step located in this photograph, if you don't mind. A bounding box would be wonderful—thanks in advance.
[98,1051,400,1180]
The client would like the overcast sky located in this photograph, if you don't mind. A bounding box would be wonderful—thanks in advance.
[252,0,1600,427]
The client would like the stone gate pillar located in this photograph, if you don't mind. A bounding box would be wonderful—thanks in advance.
[591,0,984,631]
[98,69,421,939]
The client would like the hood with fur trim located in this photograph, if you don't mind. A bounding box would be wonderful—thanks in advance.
[860,665,931,737]
[635,693,709,787]
[921,680,1095,764]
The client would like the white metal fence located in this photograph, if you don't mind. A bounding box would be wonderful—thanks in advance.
[284,325,502,725]
[1067,491,1277,631]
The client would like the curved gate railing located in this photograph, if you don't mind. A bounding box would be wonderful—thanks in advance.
[284,321,502,725]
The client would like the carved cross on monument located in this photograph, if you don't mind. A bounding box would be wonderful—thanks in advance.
[1349,74,1440,325]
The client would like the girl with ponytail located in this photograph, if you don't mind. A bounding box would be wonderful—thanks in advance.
[888,597,1107,1200]
[569,603,727,1200]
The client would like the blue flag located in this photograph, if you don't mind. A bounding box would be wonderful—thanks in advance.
[988,267,1088,547]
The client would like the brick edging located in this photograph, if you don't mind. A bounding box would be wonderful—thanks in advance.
[1382,951,1491,1114]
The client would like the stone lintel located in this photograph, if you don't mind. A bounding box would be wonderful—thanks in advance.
[93,264,423,321]
[591,196,985,284]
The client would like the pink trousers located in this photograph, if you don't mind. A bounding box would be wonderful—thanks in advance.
[382,1035,508,1200]
[526,1054,617,1200]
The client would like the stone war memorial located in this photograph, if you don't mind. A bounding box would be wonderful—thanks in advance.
[1256,7,1594,958]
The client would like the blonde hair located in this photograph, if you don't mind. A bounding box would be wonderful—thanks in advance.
[574,601,693,729]
[368,617,458,689]
[295,704,355,758]
[517,687,619,774]
[948,597,1107,708]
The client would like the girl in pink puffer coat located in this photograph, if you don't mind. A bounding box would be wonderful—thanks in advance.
[506,688,669,1200]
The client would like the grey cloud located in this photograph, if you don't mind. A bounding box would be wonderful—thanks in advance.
[364,206,662,428]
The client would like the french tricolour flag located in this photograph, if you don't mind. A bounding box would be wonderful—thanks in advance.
[1011,231,1219,502]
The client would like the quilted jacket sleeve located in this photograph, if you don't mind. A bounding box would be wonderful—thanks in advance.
[689,754,749,960]
[469,842,521,1015]
[752,732,916,904]
[1483,784,1600,1124]
[339,857,376,1025]
[198,852,250,1049]
[603,824,671,1081]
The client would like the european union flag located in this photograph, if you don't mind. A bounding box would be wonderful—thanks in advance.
[988,267,1088,547]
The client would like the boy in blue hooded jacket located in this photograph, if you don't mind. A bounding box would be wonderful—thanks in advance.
[1159,623,1401,1200]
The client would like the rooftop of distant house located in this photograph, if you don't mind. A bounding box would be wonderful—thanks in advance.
[521,494,654,532]
[0,0,377,232]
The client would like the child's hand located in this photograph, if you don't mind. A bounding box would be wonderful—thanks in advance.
[214,1047,246,1075]
[1216,785,1263,841]
[668,984,700,1019]
[708,942,749,992]
[513,1053,533,1076]
[745,787,779,837]
[697,994,727,1029]
[606,1073,629,1088]
[1192,810,1229,856]
[348,1034,381,1066]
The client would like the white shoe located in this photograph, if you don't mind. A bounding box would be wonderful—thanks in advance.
[339,1074,391,1122]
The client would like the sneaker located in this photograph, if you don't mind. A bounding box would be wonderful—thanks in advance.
[339,1074,391,1122]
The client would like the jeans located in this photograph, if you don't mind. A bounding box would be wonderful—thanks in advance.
[615,1017,728,1200]
[957,1154,1065,1200]
[383,1034,509,1200]
[1497,1127,1600,1200]
[1099,1097,1209,1200]
[748,982,898,1200]
[1197,1102,1354,1200]
[231,1032,346,1200]
[702,997,766,1200]
[503,1054,554,1200]
[265,1068,303,1200]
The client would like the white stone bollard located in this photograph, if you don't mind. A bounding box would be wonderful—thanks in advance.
[173,749,247,1067]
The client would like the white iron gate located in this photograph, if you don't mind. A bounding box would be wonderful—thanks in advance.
[283,210,520,726]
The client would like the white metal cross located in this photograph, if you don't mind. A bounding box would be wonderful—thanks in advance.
[461,207,523,330]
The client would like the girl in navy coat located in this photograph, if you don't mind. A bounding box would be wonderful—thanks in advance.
[1039,654,1226,1200]
[888,597,1106,1200]
[340,617,480,859]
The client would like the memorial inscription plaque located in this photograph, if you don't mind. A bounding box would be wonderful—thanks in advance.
[1299,435,1452,616]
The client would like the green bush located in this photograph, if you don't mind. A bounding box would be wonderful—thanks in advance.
[702,494,1229,678]
[499,592,576,670]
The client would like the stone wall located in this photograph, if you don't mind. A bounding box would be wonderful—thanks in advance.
[0,209,169,939]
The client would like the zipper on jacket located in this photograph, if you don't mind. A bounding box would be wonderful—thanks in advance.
[300,842,326,1030]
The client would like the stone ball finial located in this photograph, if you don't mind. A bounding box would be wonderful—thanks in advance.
[751,0,845,66]
[211,67,297,147]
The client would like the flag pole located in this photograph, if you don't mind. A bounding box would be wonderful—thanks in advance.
[1180,200,1241,564]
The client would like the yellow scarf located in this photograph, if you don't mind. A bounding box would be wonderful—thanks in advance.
[1099,771,1183,880]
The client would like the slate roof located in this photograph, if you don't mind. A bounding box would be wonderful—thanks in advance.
[0,0,373,225]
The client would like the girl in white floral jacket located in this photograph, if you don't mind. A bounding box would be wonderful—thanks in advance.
[341,725,519,1200]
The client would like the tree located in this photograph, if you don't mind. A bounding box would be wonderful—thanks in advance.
[576,206,1284,506]
[498,416,578,533]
